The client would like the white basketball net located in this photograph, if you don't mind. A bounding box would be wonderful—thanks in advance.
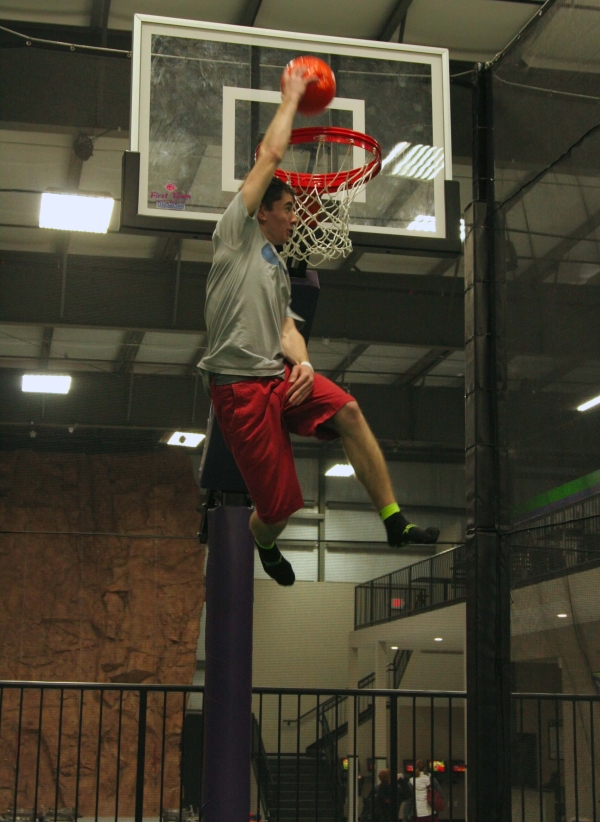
[278,138,379,266]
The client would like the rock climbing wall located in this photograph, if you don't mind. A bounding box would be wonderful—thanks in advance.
[0,449,205,813]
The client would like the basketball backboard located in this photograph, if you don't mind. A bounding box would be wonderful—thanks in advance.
[123,15,460,257]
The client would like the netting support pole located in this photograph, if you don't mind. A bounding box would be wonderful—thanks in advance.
[464,63,511,822]
[201,500,254,822]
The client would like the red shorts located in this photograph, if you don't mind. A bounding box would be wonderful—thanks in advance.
[210,366,355,524]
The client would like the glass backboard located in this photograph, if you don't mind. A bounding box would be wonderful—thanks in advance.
[129,15,454,247]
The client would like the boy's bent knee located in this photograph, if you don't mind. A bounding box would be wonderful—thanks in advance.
[332,400,364,432]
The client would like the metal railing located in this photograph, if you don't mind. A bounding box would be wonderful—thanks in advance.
[252,712,274,821]
[355,544,466,629]
[0,680,465,822]
[0,680,597,822]
[356,528,600,628]
[511,692,600,822]
[507,515,600,587]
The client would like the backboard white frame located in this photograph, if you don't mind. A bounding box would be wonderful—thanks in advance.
[222,87,367,203]
[131,14,453,240]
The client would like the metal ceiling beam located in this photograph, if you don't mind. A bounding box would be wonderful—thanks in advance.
[394,347,456,386]
[326,343,370,382]
[0,368,209,431]
[0,368,464,448]
[66,150,84,190]
[39,327,54,369]
[187,339,206,376]
[0,252,465,350]
[55,135,87,260]
[114,330,145,375]
[516,206,600,285]
[4,250,600,358]
[516,356,583,393]
[238,0,263,27]
[336,249,365,275]
[428,256,462,278]
[377,0,415,41]
[153,236,182,262]
[90,0,111,46]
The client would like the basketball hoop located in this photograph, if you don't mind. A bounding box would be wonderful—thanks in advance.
[258,127,382,265]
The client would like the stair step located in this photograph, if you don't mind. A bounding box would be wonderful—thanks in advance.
[263,752,340,822]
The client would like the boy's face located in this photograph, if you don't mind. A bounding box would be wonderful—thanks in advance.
[257,193,297,246]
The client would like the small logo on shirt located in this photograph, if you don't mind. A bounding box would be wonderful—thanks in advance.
[261,243,286,273]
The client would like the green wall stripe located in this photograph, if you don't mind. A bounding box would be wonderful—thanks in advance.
[513,468,600,518]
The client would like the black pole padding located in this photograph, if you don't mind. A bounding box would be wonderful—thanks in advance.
[464,62,511,822]
[201,504,255,822]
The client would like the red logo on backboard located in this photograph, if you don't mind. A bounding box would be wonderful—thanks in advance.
[164,182,177,192]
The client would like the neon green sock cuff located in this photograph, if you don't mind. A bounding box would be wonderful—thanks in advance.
[255,538,275,550]
[379,502,401,522]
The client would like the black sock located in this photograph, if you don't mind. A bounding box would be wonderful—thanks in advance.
[256,542,295,586]
[384,512,440,547]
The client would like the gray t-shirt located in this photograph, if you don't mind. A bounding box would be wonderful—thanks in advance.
[198,191,300,380]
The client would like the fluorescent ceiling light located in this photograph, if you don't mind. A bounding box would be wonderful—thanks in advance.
[382,143,444,181]
[39,191,114,233]
[557,613,568,618]
[407,215,436,232]
[325,464,355,477]
[166,431,206,448]
[577,394,600,412]
[22,374,71,394]
[434,637,443,642]
[391,645,399,650]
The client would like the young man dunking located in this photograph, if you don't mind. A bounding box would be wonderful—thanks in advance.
[199,66,439,585]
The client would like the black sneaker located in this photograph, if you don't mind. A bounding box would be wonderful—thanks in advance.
[384,512,440,547]
[256,542,296,586]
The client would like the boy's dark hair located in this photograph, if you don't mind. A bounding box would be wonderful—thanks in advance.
[261,177,295,210]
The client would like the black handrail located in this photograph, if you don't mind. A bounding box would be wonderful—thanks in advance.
[391,649,413,688]
[251,713,273,821]
[283,672,375,727]
[318,710,345,816]
[358,672,375,688]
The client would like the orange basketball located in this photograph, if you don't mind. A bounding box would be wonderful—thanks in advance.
[281,55,336,116]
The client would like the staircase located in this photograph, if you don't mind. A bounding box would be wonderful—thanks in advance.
[265,754,339,822]
[305,701,373,755]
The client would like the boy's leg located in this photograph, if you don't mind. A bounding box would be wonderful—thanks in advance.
[329,402,395,512]
[283,367,439,547]
[210,378,303,586]
[249,512,295,586]
[330,402,439,546]
[250,512,289,545]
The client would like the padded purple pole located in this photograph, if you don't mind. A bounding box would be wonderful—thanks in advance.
[202,503,254,822]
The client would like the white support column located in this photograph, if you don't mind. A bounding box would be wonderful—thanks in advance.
[375,640,388,764]
[347,755,360,822]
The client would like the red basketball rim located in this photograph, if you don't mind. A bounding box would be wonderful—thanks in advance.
[257,127,382,194]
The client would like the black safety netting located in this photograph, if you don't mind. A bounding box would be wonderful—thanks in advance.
[490,2,600,818]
